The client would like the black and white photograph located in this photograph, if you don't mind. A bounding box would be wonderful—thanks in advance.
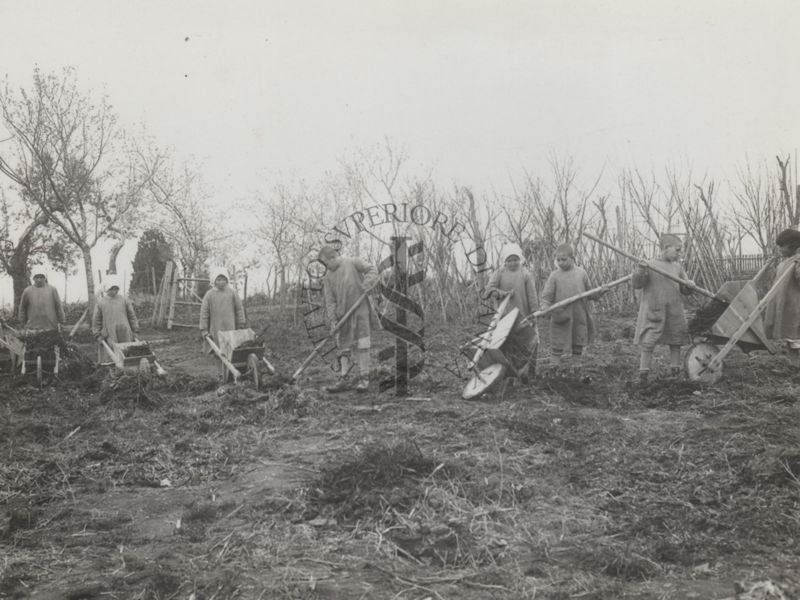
[2,1,800,598]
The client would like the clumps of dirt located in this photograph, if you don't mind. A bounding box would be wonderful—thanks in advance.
[635,379,703,408]
[59,345,96,382]
[164,370,219,395]
[745,447,800,486]
[234,339,261,350]
[121,343,152,358]
[99,371,163,408]
[306,439,447,523]
[19,329,68,354]
[260,373,295,389]
[268,384,317,417]
[688,298,729,336]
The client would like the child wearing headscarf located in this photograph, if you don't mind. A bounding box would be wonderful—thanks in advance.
[764,228,800,368]
[199,267,246,353]
[18,271,65,334]
[540,243,605,378]
[632,233,696,384]
[92,274,139,361]
[485,243,539,380]
[318,245,380,393]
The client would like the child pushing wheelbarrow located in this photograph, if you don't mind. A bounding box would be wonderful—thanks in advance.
[582,231,795,384]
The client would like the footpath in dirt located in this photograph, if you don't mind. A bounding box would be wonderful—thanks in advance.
[2,315,800,599]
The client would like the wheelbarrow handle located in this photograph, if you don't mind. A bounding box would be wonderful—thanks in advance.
[520,274,633,326]
[204,334,241,382]
[133,335,167,376]
[100,339,125,369]
[582,232,717,299]
[291,289,371,383]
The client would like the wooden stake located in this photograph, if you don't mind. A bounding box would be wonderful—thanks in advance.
[166,270,179,330]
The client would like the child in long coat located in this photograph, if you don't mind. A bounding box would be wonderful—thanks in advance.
[485,243,539,380]
[199,267,246,353]
[764,228,800,368]
[92,274,139,361]
[632,233,696,384]
[319,246,380,393]
[18,271,65,333]
[540,244,605,377]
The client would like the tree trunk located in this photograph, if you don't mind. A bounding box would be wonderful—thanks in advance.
[81,245,96,308]
[107,239,125,274]
[8,259,30,316]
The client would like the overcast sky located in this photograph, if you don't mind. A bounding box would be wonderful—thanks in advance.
[1,0,798,301]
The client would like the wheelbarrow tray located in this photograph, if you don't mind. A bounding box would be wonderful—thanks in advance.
[107,341,157,368]
[229,345,265,367]
[708,280,776,353]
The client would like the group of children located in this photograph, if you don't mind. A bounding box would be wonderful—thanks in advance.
[480,229,800,386]
[195,230,800,393]
[9,228,799,392]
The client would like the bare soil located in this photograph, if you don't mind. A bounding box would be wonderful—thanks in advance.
[2,307,800,599]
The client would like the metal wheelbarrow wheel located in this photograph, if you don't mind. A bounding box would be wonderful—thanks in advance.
[462,363,507,400]
[684,342,723,384]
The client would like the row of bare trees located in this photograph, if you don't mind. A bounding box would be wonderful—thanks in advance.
[2,68,796,320]
[247,142,799,321]
[0,67,223,311]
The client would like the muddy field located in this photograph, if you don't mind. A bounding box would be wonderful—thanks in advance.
[2,307,800,599]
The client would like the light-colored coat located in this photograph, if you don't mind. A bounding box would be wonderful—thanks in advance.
[485,267,538,319]
[632,258,691,348]
[541,266,596,351]
[323,257,380,343]
[92,295,139,342]
[764,257,800,340]
[18,284,65,331]
[199,287,246,352]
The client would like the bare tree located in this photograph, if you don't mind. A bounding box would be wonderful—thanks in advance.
[0,186,49,308]
[135,147,222,281]
[0,67,151,306]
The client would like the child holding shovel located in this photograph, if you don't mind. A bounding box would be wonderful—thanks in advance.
[540,243,607,379]
[485,243,539,382]
[764,228,800,369]
[319,245,379,393]
[632,234,697,384]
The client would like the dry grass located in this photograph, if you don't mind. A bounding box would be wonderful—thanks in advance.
[2,313,800,599]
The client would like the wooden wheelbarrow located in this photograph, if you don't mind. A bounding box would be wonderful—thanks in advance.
[683,258,792,383]
[1,324,63,387]
[205,328,276,385]
[460,274,633,400]
[461,292,522,400]
[100,336,167,377]
[582,232,787,383]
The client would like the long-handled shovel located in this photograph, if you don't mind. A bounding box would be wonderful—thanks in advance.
[290,290,370,383]
[582,232,716,299]
[519,274,633,327]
